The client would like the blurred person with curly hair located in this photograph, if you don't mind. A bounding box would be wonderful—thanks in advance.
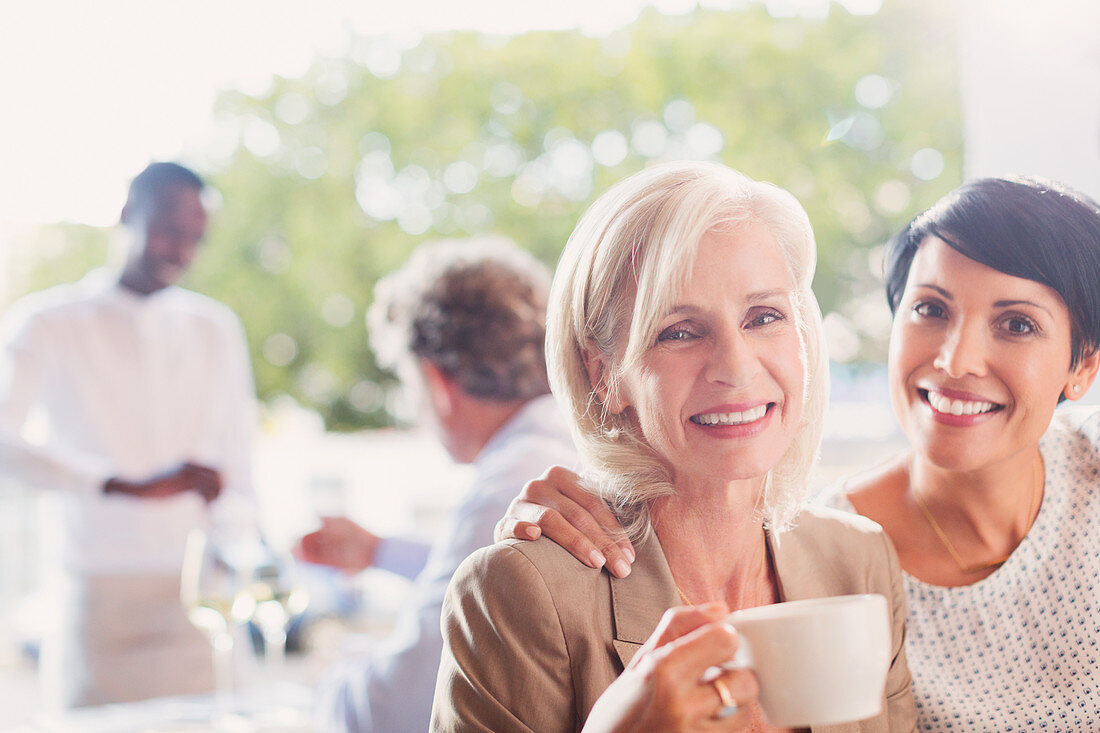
[296,236,576,733]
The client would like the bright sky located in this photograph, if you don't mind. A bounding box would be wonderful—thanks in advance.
[0,0,890,230]
[2,0,1092,231]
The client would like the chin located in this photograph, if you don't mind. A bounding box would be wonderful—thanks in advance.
[695,453,778,485]
[910,435,991,473]
[156,272,184,287]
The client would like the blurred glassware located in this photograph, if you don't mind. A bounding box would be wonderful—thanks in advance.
[239,547,310,672]
[180,526,253,727]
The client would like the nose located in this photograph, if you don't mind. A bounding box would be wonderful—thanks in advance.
[705,329,760,387]
[932,321,987,378]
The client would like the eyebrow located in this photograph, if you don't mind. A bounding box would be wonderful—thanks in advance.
[993,299,1054,317]
[913,284,1054,317]
[914,283,952,299]
[747,289,789,303]
[663,289,792,317]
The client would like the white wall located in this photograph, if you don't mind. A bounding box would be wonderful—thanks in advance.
[957,0,1100,199]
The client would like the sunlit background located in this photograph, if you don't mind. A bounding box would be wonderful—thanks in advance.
[0,0,1097,724]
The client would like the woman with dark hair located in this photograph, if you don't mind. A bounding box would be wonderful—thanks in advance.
[500,176,1100,731]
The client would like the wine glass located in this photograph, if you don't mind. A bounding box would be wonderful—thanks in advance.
[240,546,310,672]
[180,527,253,725]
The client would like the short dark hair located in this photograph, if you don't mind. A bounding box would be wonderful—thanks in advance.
[124,161,204,218]
[884,176,1100,367]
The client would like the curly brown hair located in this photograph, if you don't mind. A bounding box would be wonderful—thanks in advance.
[369,237,552,402]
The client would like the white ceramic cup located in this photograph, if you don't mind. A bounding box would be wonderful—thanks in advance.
[724,593,891,727]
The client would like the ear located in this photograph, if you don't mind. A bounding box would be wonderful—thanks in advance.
[419,359,459,418]
[1064,349,1100,401]
[582,349,627,415]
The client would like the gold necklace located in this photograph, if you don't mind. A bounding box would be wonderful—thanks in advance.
[912,458,1042,574]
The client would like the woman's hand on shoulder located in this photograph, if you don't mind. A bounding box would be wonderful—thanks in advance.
[494,465,636,578]
[582,603,758,732]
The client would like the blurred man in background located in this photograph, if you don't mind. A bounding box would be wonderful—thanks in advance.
[296,237,575,733]
[0,162,256,707]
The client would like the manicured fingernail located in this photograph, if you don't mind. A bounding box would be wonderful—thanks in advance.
[589,550,606,568]
[623,546,636,563]
[613,559,632,578]
[524,525,540,539]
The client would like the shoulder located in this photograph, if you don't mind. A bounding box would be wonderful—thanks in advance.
[5,278,100,319]
[437,539,602,732]
[469,401,578,502]
[773,505,899,599]
[1045,406,1100,454]
[163,290,250,354]
[453,537,600,598]
[835,452,908,505]
[815,453,911,539]
[813,484,855,513]
[1,281,97,345]
[780,504,889,553]
[1042,407,1100,482]
[165,288,244,329]
[447,537,604,627]
[473,436,575,497]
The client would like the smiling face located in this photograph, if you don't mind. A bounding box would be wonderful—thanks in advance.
[610,225,805,490]
[889,236,1093,471]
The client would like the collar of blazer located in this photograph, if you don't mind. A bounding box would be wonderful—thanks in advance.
[608,522,798,668]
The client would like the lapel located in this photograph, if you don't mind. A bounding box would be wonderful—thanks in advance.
[766,525,793,602]
[767,521,823,604]
[608,525,680,669]
[606,521,865,732]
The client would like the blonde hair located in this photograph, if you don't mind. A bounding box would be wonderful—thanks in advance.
[546,161,828,540]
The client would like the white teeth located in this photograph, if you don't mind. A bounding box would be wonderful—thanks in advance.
[925,390,998,416]
[691,405,768,426]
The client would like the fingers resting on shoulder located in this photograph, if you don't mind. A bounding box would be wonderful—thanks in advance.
[494,465,636,578]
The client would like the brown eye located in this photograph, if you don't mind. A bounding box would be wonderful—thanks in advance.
[1002,316,1037,335]
[913,301,947,319]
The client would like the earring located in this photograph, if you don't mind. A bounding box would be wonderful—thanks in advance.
[1073,385,1082,393]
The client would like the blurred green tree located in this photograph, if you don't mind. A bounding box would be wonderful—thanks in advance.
[14,1,961,430]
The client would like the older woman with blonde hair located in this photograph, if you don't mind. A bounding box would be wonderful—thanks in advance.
[430,161,915,732]
[500,176,1100,731]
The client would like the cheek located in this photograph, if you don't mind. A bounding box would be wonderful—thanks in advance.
[634,370,674,422]
[626,366,684,443]
[886,321,926,390]
[181,239,201,262]
[772,336,806,407]
[143,236,170,260]
[1016,355,1073,411]
[886,317,910,371]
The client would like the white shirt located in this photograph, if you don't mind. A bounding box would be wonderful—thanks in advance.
[0,271,255,576]
[318,393,577,733]
[821,408,1100,731]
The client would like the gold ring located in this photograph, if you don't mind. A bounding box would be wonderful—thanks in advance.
[712,677,738,719]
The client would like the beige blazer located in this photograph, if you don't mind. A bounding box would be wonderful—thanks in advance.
[431,505,916,733]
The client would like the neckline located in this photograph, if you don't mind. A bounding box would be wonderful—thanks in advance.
[901,446,1052,594]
